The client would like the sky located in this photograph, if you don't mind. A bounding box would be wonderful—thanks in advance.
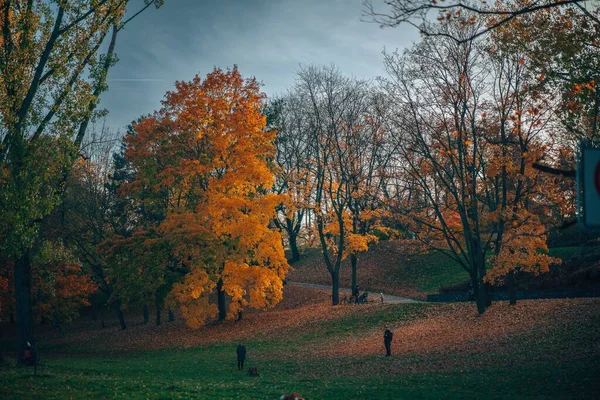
[99,0,419,132]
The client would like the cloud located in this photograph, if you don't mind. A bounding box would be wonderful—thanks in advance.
[100,0,418,131]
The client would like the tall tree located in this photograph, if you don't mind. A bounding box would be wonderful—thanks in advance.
[267,95,314,263]
[123,67,289,328]
[381,19,559,313]
[294,65,379,305]
[0,0,163,361]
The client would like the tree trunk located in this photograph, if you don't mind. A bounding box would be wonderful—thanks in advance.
[484,283,492,307]
[471,273,486,315]
[351,254,358,296]
[155,300,161,326]
[508,270,517,306]
[10,313,15,324]
[143,304,149,324]
[14,252,34,363]
[113,301,127,330]
[331,269,340,306]
[476,254,490,312]
[217,278,227,321]
[168,308,174,322]
[289,232,300,263]
[100,306,106,328]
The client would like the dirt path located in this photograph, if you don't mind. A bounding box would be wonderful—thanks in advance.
[287,281,421,304]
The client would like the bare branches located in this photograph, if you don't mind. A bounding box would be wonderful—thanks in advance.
[363,0,594,43]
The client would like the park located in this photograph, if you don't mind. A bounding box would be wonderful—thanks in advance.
[1,0,599,399]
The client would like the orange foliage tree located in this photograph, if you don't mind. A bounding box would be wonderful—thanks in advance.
[123,67,289,327]
[381,17,562,313]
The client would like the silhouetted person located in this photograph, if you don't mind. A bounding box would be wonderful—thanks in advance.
[383,326,393,357]
[353,285,360,298]
[24,342,38,374]
[237,343,247,370]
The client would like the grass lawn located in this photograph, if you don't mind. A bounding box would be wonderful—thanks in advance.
[1,286,598,399]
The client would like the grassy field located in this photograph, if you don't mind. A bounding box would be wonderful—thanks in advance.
[286,243,589,298]
[1,286,599,399]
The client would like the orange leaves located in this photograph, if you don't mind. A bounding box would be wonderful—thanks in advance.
[124,67,289,327]
[31,241,97,322]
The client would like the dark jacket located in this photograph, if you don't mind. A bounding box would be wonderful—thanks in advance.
[384,329,393,342]
[236,345,246,360]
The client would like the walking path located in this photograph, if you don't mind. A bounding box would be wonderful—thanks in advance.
[287,281,421,304]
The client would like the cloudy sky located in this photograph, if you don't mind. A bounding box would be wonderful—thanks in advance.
[100,0,419,132]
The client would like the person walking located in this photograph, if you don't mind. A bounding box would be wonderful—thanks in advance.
[383,326,393,357]
[236,343,247,370]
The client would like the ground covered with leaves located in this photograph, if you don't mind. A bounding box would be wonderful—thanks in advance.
[1,285,599,399]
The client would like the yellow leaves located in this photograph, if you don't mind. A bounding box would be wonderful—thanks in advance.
[484,213,560,284]
[343,233,378,259]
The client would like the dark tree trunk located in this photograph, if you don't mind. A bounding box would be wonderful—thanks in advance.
[91,305,98,321]
[10,313,15,324]
[168,308,174,322]
[143,304,149,324]
[113,301,127,330]
[289,232,300,262]
[217,278,227,321]
[350,254,358,296]
[100,306,106,328]
[476,254,490,313]
[155,301,161,326]
[331,269,340,306]
[470,272,486,315]
[15,252,34,363]
[484,283,492,307]
[508,270,517,306]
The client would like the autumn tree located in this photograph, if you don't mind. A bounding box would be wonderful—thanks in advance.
[381,18,559,313]
[58,131,139,330]
[0,0,163,360]
[291,65,384,305]
[366,1,599,180]
[123,67,289,328]
[267,95,315,262]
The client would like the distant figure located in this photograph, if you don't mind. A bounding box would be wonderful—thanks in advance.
[24,341,38,375]
[281,393,304,400]
[353,285,360,298]
[380,293,384,304]
[236,343,247,370]
[383,326,393,357]
[247,366,259,376]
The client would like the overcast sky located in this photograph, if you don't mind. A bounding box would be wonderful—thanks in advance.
[99,0,418,132]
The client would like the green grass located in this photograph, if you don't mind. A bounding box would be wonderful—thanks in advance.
[291,245,593,296]
[396,251,469,293]
[1,301,598,399]
[2,354,597,400]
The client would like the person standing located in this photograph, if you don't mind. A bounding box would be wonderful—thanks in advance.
[383,326,393,357]
[236,343,247,370]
